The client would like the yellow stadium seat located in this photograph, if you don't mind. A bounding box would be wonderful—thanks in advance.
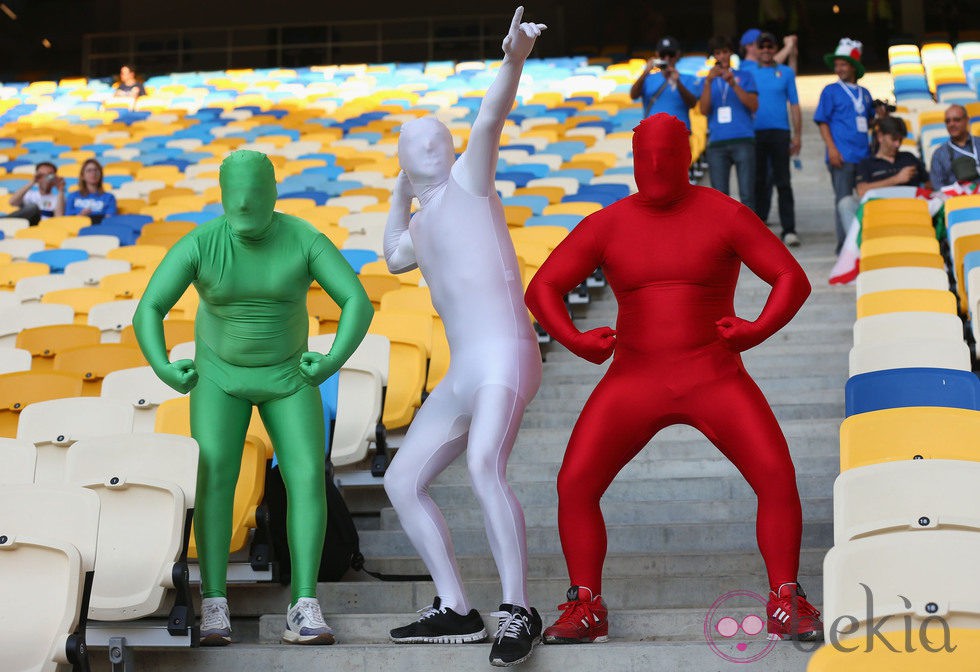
[856,289,957,318]
[953,233,980,311]
[861,236,940,258]
[168,286,199,321]
[140,220,196,240]
[15,226,69,248]
[120,319,195,352]
[543,201,603,217]
[98,270,154,299]
[154,396,272,557]
[147,187,195,204]
[15,324,102,371]
[136,231,183,248]
[561,160,610,176]
[359,260,423,286]
[379,286,438,323]
[504,205,533,227]
[42,216,89,235]
[41,287,116,324]
[511,226,567,251]
[107,245,167,271]
[840,406,980,471]
[360,275,403,309]
[514,186,565,204]
[0,261,50,290]
[859,251,945,271]
[370,310,434,357]
[307,289,343,334]
[53,343,147,396]
[0,371,83,437]
[945,194,980,214]
[135,166,182,184]
[807,628,980,671]
[863,198,930,220]
[426,323,450,393]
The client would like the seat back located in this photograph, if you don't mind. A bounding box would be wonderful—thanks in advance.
[845,368,980,416]
[16,323,102,371]
[53,343,147,394]
[42,287,117,324]
[0,484,100,672]
[834,459,980,544]
[0,437,38,483]
[331,364,384,467]
[0,347,32,375]
[14,273,85,303]
[101,366,185,432]
[98,270,154,299]
[65,434,198,620]
[19,397,135,483]
[63,258,131,285]
[0,371,83,437]
[87,299,141,341]
[120,319,195,352]
[852,311,964,346]
[848,338,972,376]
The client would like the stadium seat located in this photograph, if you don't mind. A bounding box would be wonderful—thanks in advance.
[27,248,88,274]
[359,259,423,286]
[53,343,147,395]
[0,260,51,289]
[0,370,83,437]
[87,299,141,341]
[855,267,950,296]
[858,251,946,272]
[20,397,135,484]
[41,287,117,324]
[106,244,167,271]
[65,433,197,648]
[833,459,980,544]
[100,365,185,433]
[16,323,102,371]
[0,484,100,672]
[856,289,958,318]
[852,311,965,346]
[119,318,194,352]
[0,347,32,374]
[807,628,980,671]
[361,274,403,308]
[98,270,153,299]
[379,286,438,322]
[845,368,980,416]
[61,234,121,258]
[0,437,38,483]
[848,338,972,376]
[13,273,85,303]
[64,258,132,285]
[0,303,76,347]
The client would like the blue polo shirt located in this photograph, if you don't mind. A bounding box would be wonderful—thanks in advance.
[703,70,757,144]
[753,64,798,131]
[813,80,874,164]
[66,191,117,224]
[641,72,702,131]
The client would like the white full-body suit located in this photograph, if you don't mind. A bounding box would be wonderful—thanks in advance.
[383,10,546,613]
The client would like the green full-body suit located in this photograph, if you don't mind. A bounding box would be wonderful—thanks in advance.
[133,150,374,603]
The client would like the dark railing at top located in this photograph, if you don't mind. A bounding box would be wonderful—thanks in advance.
[82,12,565,79]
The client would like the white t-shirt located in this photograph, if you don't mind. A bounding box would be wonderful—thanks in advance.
[22,189,60,218]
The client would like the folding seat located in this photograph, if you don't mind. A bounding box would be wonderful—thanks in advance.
[845,367,980,416]
[512,225,569,251]
[0,260,50,289]
[0,303,76,348]
[514,185,565,204]
[852,311,964,346]
[0,239,46,261]
[359,259,423,286]
[856,289,958,318]
[0,347,32,375]
[100,365,185,433]
[426,322,450,393]
[0,484,100,672]
[543,201,603,217]
[78,223,139,246]
[807,629,980,671]
[119,318,194,353]
[855,267,950,297]
[53,342,147,395]
[139,220,196,241]
[823,531,980,642]
[860,235,940,259]
[953,232,980,312]
[98,269,154,299]
[840,405,980,470]
[0,217,30,238]
[859,250,945,272]
[15,225,70,248]
[340,248,378,273]
[848,338,971,376]
[0,370,84,438]
[61,234,121,258]
[379,286,438,323]
[27,248,88,274]
[42,215,89,236]
[14,272,85,303]
[503,204,533,227]
[370,310,434,357]
[154,397,274,576]
[107,244,167,271]
[307,289,342,334]
[87,299,141,341]
[834,459,980,544]
[64,433,198,649]
[42,287,116,324]
[361,274,403,309]
[64,258,132,286]
[20,397,135,484]
[16,323,102,371]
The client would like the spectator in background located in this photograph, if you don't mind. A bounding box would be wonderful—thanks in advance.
[752,31,802,247]
[5,161,65,225]
[114,65,146,99]
[699,35,759,211]
[814,38,873,253]
[855,116,930,198]
[630,36,701,130]
[739,28,798,72]
[66,159,117,224]
[929,104,980,189]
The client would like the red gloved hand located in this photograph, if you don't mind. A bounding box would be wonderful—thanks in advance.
[570,326,617,364]
[715,316,764,352]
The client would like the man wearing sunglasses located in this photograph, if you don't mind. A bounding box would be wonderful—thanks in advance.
[752,32,802,247]
[929,104,980,189]
[630,36,701,131]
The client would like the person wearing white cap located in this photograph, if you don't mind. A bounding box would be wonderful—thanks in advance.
[813,38,874,254]
[630,36,701,130]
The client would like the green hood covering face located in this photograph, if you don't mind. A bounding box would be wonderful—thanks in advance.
[219,150,278,241]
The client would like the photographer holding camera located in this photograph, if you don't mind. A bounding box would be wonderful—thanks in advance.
[4,161,65,226]
[630,36,700,130]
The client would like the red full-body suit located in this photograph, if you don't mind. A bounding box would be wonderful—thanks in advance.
[525,113,812,595]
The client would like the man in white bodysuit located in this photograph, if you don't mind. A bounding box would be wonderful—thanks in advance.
[382,7,546,668]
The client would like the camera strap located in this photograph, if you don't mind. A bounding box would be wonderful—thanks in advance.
[644,76,671,116]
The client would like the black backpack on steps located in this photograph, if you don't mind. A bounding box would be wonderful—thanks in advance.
[264,461,431,583]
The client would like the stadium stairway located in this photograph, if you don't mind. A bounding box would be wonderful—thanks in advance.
[87,76,858,672]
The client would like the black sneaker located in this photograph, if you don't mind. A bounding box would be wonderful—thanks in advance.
[489,603,542,667]
[390,597,488,644]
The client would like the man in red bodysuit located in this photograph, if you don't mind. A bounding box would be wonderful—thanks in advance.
[525,113,823,644]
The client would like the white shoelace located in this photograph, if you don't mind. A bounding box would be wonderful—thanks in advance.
[416,603,448,621]
[201,601,229,631]
[490,610,527,643]
[293,599,329,629]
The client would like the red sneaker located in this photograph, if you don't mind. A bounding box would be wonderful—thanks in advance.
[767,583,824,641]
[542,586,609,644]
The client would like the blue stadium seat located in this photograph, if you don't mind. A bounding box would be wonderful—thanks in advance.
[525,214,583,230]
[79,224,137,246]
[101,215,152,232]
[28,248,88,274]
[341,249,379,273]
[165,211,213,225]
[845,367,980,416]
[502,194,550,214]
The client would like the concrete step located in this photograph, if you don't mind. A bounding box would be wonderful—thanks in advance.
[350,548,828,582]
[357,520,834,557]
[519,401,843,428]
[89,639,816,672]
[378,496,835,530]
[528,382,843,405]
[218,573,826,616]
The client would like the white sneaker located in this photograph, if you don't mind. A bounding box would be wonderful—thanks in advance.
[783,232,801,247]
[200,597,232,646]
[282,597,336,645]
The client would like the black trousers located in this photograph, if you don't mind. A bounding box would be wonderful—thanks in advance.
[754,129,796,235]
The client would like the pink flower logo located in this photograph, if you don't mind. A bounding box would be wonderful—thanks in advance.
[704,590,778,663]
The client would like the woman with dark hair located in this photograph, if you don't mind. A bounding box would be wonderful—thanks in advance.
[114,65,146,99]
[66,159,117,224]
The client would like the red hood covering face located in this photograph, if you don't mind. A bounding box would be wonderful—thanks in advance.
[632,113,693,207]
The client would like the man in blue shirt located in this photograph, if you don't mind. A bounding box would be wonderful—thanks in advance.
[753,32,802,246]
[699,35,759,210]
[814,38,874,253]
[630,36,700,131]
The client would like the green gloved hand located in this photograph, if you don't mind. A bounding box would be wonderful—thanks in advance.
[298,351,339,386]
[157,358,199,394]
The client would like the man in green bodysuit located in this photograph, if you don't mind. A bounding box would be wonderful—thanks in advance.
[133,150,374,646]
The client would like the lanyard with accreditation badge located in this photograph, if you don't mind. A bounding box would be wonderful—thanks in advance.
[716,77,733,124]
[948,139,980,171]
[837,80,868,133]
